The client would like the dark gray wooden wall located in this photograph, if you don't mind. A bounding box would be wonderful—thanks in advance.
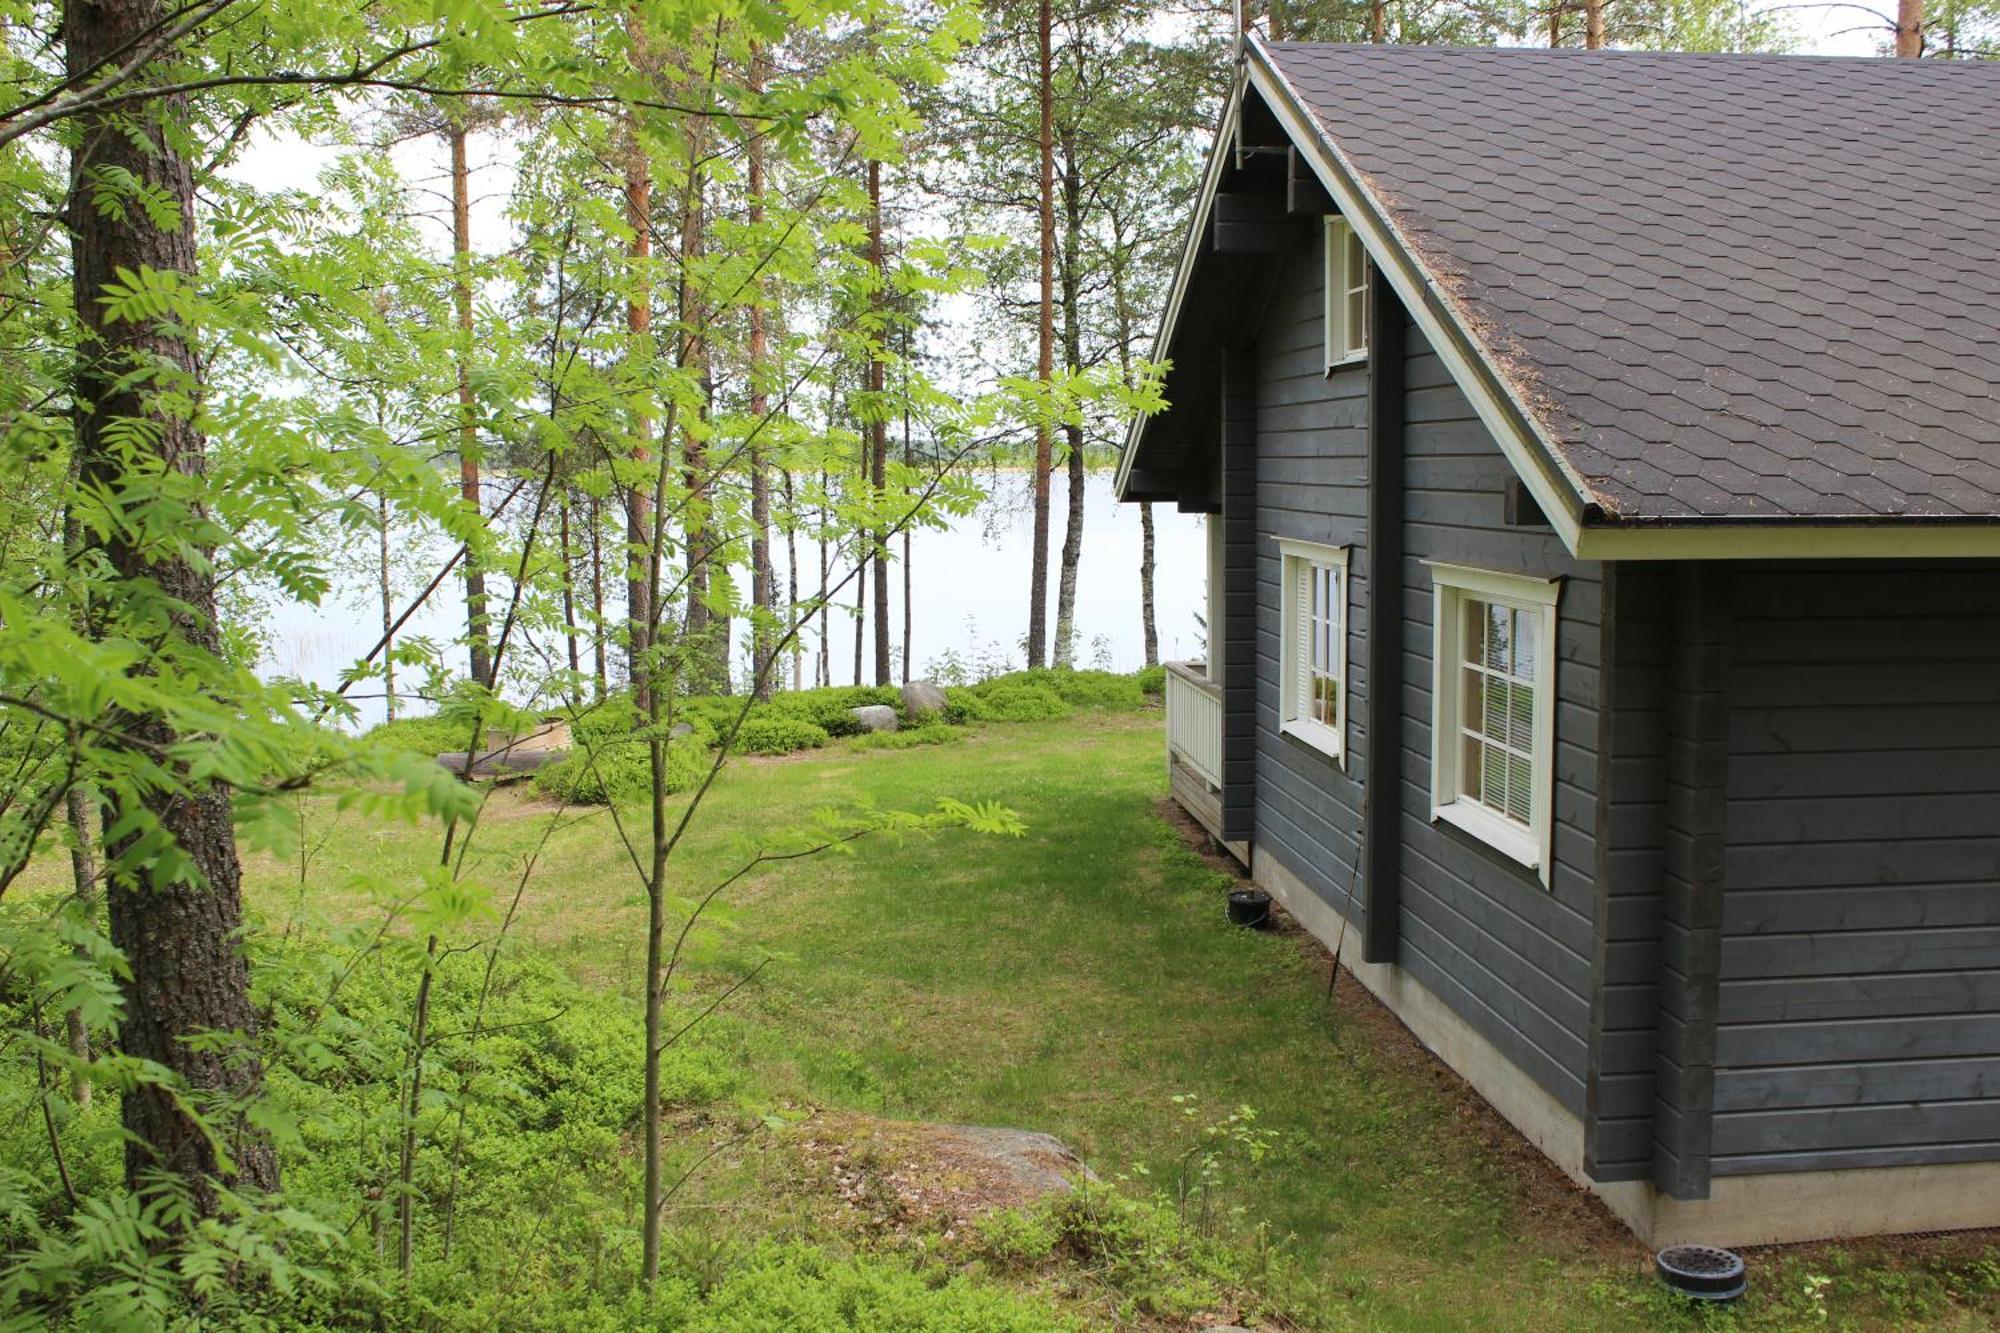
[1247,237,1605,1121]
[1711,562,2000,1176]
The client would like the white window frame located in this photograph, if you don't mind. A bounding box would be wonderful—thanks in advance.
[1277,538,1349,763]
[1426,562,1561,885]
[1324,215,1370,370]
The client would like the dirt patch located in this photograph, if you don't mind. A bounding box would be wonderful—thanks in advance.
[1155,798,1638,1261]
[788,1111,1092,1241]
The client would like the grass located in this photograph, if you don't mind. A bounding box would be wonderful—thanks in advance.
[239,710,1999,1330]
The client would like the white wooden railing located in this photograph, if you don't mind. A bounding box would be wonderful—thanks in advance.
[1164,660,1223,789]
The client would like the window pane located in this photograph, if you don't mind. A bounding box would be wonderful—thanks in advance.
[1483,671,1508,739]
[1314,673,1337,726]
[1462,599,1483,670]
[1516,608,1537,678]
[1508,680,1534,750]
[1482,741,1506,810]
[1505,747,1533,823]
[1486,602,1510,672]
[1462,732,1483,796]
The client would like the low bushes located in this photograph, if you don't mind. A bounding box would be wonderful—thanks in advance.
[534,738,708,804]
[389,669,1158,807]
[731,713,831,756]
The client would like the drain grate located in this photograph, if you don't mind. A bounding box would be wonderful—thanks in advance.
[1656,1244,1747,1302]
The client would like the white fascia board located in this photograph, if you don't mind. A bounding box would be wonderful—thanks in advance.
[1573,522,2000,560]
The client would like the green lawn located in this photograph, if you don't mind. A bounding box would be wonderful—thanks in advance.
[246,710,2000,1331]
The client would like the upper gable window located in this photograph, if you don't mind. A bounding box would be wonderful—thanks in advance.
[1324,216,1370,369]
[1427,562,1561,885]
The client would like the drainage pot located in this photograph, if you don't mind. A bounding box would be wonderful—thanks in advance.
[1226,888,1272,929]
[1655,1244,1746,1302]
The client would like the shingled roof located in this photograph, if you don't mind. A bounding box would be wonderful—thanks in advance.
[1261,43,2000,526]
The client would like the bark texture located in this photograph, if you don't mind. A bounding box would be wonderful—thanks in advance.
[1051,139,1085,669]
[65,0,277,1206]
[748,51,775,702]
[623,113,654,707]
[449,122,491,688]
[867,159,891,686]
[1027,0,1056,669]
[1896,0,1923,55]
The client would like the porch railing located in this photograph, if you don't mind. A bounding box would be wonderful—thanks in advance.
[1163,660,1222,789]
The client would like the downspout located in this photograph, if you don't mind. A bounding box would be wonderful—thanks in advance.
[1362,261,1405,965]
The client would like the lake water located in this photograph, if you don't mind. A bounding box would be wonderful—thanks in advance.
[262,471,1209,726]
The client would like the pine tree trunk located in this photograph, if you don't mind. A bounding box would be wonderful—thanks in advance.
[1052,140,1086,670]
[64,0,278,1208]
[450,123,491,689]
[1585,0,1605,47]
[748,50,775,702]
[867,160,892,686]
[1027,0,1056,669]
[1371,0,1388,42]
[1896,0,1923,54]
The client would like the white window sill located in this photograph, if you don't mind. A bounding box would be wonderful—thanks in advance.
[1280,717,1343,764]
[1432,798,1546,882]
[1323,351,1368,375]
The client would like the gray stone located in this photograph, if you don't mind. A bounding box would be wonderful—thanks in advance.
[850,703,899,733]
[669,721,695,740]
[902,679,949,718]
[436,747,566,778]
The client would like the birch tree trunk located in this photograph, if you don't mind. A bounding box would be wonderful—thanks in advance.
[868,159,892,686]
[748,50,775,702]
[1027,0,1056,669]
[1051,137,1086,669]
[623,111,655,709]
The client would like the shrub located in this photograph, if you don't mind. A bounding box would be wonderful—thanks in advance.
[729,713,831,756]
[361,714,469,757]
[844,723,961,752]
[972,681,1071,723]
[1135,664,1166,696]
[533,738,707,804]
[764,685,902,737]
[942,687,991,725]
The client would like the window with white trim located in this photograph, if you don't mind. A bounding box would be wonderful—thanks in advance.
[1427,563,1561,883]
[1278,539,1347,760]
[1324,216,1370,368]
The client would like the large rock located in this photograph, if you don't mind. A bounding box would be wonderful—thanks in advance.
[793,1114,1093,1238]
[902,679,949,719]
[851,703,899,733]
[436,747,565,778]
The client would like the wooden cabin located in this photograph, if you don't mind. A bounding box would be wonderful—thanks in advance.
[1120,39,2000,1247]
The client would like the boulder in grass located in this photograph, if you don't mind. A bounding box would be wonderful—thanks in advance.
[850,703,899,733]
[436,747,565,778]
[901,679,948,718]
